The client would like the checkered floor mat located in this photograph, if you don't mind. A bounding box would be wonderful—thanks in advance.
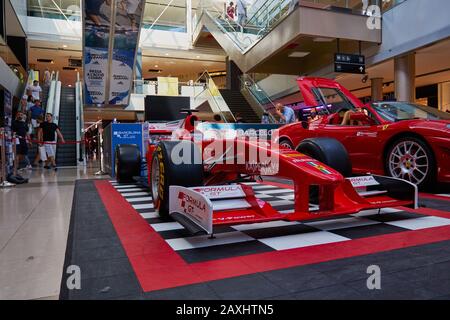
[109,180,450,263]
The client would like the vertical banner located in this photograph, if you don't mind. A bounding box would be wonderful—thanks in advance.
[82,0,114,105]
[108,0,145,105]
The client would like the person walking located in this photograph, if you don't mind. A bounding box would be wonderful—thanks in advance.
[43,68,52,87]
[236,0,247,31]
[19,95,28,113]
[38,113,65,171]
[12,112,32,170]
[28,99,45,134]
[227,1,236,20]
[26,80,43,101]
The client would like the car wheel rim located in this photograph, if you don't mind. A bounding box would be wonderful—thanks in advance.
[280,141,292,149]
[388,140,429,185]
[151,155,160,201]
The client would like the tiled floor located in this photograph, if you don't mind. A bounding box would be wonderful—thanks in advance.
[0,164,101,300]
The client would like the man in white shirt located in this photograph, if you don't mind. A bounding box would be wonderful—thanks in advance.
[26,80,42,101]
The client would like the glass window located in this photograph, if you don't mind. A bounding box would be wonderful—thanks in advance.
[313,87,357,114]
[371,102,450,122]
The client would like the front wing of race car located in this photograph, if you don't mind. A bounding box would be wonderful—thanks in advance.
[168,174,417,236]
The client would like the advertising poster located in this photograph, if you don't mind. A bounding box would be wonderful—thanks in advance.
[108,0,145,105]
[83,0,113,105]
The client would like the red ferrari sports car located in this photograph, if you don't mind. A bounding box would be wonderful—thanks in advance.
[277,77,450,188]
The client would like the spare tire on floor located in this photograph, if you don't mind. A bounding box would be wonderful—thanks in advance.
[115,144,141,183]
[296,138,352,177]
[150,140,204,219]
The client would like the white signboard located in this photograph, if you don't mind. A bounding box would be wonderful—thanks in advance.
[347,176,380,188]
[169,186,213,234]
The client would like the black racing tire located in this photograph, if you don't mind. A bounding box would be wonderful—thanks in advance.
[150,140,204,219]
[296,138,352,177]
[115,144,141,183]
[384,136,436,189]
[279,138,294,150]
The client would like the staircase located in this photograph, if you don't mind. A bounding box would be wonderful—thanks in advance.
[55,86,77,167]
[219,89,260,123]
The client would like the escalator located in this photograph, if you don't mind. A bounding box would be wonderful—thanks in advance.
[195,0,381,74]
[219,89,260,123]
[55,86,77,166]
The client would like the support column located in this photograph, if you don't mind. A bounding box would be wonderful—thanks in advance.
[186,0,192,46]
[370,77,383,102]
[394,53,416,102]
[226,57,243,90]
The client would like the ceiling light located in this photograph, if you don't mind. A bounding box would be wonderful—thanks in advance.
[62,45,68,48]
[288,52,310,58]
[165,53,169,56]
[154,65,158,68]
[196,55,200,58]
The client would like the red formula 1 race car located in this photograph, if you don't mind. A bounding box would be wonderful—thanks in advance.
[116,110,417,236]
[278,77,450,189]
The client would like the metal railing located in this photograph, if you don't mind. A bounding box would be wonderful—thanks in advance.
[193,71,236,123]
[132,79,206,95]
[240,74,277,123]
[75,72,85,163]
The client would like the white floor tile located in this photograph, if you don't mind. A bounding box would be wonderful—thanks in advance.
[254,194,276,199]
[126,197,153,203]
[386,216,450,230]
[151,222,184,232]
[266,200,294,207]
[166,231,254,251]
[259,231,350,251]
[122,192,148,197]
[304,217,380,231]
[259,189,293,195]
[132,203,154,210]
[114,185,138,189]
[117,188,145,192]
[232,220,300,231]
[140,212,159,219]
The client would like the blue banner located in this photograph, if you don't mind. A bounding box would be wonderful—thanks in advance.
[108,0,145,105]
